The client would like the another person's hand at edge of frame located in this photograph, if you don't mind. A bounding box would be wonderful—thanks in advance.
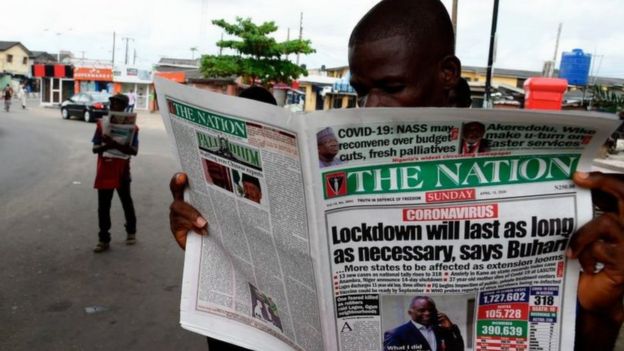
[169,172,208,250]
[569,171,624,351]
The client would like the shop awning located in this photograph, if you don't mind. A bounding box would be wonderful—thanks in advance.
[31,64,74,78]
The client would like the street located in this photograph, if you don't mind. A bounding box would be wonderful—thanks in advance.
[0,103,207,350]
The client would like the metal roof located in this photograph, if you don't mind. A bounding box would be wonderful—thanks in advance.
[0,41,30,55]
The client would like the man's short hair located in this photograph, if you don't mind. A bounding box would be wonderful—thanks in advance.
[242,174,261,189]
[463,121,485,133]
[410,295,436,307]
[349,0,455,62]
[239,86,277,106]
[109,93,129,108]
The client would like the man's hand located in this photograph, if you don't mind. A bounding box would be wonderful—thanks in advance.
[569,172,624,313]
[437,312,453,329]
[169,172,208,250]
[102,134,118,147]
[569,171,624,350]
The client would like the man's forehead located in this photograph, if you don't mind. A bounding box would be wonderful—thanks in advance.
[349,36,421,80]
[411,298,434,308]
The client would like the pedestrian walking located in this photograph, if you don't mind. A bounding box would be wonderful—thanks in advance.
[126,91,136,112]
[3,84,14,112]
[91,93,138,253]
[18,84,27,109]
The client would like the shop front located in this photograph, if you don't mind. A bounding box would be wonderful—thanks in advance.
[31,64,74,106]
[112,65,153,110]
[74,66,113,94]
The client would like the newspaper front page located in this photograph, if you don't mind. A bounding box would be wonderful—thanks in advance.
[304,108,616,351]
[101,112,137,159]
[155,77,619,351]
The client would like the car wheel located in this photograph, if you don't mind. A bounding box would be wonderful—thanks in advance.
[61,108,70,119]
[84,110,94,123]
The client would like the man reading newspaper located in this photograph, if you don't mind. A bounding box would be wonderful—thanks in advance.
[168,1,624,350]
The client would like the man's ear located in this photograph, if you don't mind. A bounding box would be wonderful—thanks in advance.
[438,55,461,91]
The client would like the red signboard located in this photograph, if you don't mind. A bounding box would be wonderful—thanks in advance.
[74,67,113,81]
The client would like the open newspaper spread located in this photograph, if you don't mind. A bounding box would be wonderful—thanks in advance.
[101,111,137,159]
[154,77,619,351]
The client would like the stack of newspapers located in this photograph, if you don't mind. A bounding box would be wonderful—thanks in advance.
[101,112,137,159]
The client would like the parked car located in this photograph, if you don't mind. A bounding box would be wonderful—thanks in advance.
[60,92,111,122]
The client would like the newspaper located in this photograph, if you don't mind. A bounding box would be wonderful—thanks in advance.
[101,111,137,159]
[154,77,619,351]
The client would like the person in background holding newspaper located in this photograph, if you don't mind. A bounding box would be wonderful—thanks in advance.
[384,296,463,351]
[92,93,138,253]
[168,1,624,350]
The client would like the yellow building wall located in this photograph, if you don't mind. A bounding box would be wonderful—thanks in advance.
[462,71,482,82]
[303,83,316,112]
[341,96,349,108]
[461,70,519,87]
[326,66,349,79]
[492,76,518,87]
[0,46,30,75]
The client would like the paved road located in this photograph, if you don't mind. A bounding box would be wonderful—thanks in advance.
[0,105,207,350]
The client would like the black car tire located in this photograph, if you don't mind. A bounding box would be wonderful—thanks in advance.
[84,109,94,123]
[61,108,70,119]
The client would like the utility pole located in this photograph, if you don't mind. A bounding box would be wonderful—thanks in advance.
[451,0,458,50]
[122,37,134,65]
[483,0,500,109]
[545,23,562,77]
[112,32,116,65]
[285,28,290,60]
[219,33,224,56]
[552,23,562,64]
[296,12,303,65]
[133,48,137,65]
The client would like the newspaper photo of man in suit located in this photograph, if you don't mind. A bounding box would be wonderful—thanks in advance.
[383,296,464,351]
[459,121,490,155]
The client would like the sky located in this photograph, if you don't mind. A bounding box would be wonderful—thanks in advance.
[3,0,623,78]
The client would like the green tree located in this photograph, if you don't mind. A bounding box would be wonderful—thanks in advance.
[591,85,624,113]
[201,17,315,85]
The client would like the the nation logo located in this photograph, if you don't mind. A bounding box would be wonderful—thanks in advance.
[325,171,347,198]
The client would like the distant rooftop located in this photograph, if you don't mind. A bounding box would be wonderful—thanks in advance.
[157,58,199,68]
[0,41,31,55]
[313,64,624,87]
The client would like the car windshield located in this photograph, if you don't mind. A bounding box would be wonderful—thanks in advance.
[89,93,111,103]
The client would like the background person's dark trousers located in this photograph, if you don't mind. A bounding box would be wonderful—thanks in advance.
[97,180,136,242]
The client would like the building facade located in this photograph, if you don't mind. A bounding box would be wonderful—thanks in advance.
[113,65,153,110]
